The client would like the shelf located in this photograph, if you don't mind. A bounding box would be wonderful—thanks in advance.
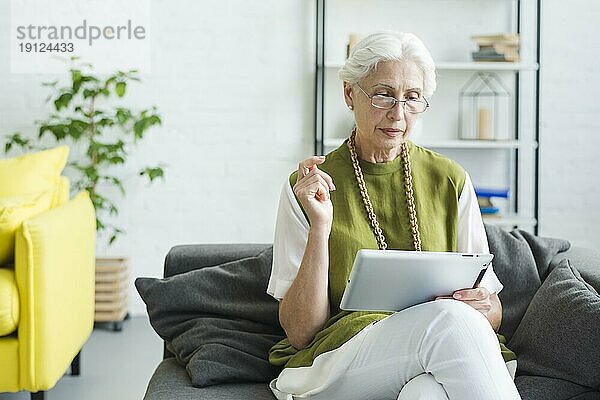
[415,139,538,149]
[436,62,539,71]
[482,214,537,228]
[324,61,539,71]
[323,138,537,150]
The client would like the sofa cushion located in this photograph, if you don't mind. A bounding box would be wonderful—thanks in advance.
[0,190,55,265]
[0,268,19,336]
[484,224,570,342]
[515,375,600,400]
[0,146,69,207]
[56,176,71,207]
[509,259,600,389]
[136,247,285,388]
[550,246,600,293]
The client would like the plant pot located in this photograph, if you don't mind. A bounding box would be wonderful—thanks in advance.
[94,256,128,331]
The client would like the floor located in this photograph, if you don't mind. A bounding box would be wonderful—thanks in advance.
[0,316,163,400]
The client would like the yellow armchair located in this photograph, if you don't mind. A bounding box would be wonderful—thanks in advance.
[0,188,96,399]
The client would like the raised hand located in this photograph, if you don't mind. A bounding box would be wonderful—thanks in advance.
[293,155,336,231]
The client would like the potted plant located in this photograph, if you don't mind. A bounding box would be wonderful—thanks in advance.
[3,57,164,331]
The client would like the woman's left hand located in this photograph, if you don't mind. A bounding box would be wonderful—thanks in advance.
[435,287,492,316]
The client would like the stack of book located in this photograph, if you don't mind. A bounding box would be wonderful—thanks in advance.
[475,187,510,216]
[471,33,520,62]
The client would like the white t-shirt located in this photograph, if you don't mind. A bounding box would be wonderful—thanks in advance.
[267,171,503,301]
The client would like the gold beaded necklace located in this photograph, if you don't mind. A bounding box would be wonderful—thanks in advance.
[347,128,422,251]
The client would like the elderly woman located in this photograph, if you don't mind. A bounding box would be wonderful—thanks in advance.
[266,32,521,400]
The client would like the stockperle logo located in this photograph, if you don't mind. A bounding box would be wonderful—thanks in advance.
[10,0,151,74]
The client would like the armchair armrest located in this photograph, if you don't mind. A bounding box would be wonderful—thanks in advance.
[14,191,96,391]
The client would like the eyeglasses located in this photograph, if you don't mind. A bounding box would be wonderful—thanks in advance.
[355,83,429,113]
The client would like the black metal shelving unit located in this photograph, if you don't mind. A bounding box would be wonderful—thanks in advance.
[313,0,541,234]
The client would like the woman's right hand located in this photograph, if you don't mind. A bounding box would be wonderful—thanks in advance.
[294,156,336,231]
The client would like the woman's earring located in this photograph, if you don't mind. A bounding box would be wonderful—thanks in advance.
[348,105,354,110]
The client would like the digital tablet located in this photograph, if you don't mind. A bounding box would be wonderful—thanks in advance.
[339,249,493,312]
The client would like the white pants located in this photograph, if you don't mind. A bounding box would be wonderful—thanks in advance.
[270,300,521,400]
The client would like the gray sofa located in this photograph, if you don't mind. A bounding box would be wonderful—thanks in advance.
[142,240,600,400]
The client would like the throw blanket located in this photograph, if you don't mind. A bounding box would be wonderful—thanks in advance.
[484,223,571,341]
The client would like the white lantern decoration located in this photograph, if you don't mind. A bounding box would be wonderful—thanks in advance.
[458,72,511,140]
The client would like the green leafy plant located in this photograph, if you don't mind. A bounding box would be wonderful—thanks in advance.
[3,57,164,246]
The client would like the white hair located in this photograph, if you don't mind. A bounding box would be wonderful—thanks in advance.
[338,31,437,97]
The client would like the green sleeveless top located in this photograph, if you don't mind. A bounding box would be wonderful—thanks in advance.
[268,139,516,368]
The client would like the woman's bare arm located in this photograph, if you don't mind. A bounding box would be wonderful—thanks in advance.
[279,226,331,349]
[278,156,335,349]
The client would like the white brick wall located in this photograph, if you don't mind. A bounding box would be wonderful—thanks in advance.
[1,1,598,316]
[0,0,315,316]
[538,0,600,248]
